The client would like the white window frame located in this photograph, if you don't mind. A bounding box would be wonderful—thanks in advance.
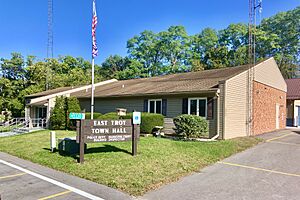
[148,99,163,114]
[188,97,207,118]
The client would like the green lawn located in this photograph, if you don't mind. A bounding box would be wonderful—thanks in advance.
[0,130,260,195]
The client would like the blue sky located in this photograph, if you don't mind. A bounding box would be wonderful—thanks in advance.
[0,0,298,65]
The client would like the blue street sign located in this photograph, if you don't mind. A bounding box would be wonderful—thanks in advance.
[69,112,85,120]
[132,112,141,125]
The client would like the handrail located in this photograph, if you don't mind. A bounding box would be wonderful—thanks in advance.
[1,117,46,133]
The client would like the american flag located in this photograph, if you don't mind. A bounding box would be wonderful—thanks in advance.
[92,0,98,58]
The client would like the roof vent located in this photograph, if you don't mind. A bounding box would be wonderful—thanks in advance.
[122,84,125,88]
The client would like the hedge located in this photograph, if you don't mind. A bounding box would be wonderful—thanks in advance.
[173,114,208,138]
[85,112,102,119]
[95,112,164,134]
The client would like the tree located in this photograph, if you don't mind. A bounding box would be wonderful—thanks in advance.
[50,96,66,130]
[0,52,25,80]
[66,97,81,129]
[260,6,300,78]
[127,30,163,76]
[158,26,191,73]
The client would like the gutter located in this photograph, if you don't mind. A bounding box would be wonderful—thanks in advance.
[197,89,220,142]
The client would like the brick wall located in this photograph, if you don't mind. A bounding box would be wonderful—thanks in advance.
[252,81,286,135]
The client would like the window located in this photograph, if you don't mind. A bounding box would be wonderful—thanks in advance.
[188,98,207,118]
[148,99,162,114]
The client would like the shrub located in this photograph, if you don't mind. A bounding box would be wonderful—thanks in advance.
[173,114,208,138]
[50,96,66,130]
[50,96,83,130]
[140,113,164,134]
[66,97,81,129]
[96,112,120,120]
[85,112,102,119]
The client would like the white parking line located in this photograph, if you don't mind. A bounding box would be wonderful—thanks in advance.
[0,159,104,200]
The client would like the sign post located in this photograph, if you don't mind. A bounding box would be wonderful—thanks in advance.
[79,120,85,164]
[132,112,141,156]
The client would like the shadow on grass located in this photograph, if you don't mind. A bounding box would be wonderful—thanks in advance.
[43,144,132,162]
[86,145,131,155]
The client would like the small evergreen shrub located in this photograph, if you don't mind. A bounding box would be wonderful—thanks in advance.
[50,96,66,130]
[50,96,82,130]
[173,114,208,138]
[66,97,81,129]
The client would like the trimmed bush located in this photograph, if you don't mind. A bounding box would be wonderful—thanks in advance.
[173,114,208,138]
[96,112,120,120]
[85,112,102,119]
[140,113,164,134]
[50,96,66,130]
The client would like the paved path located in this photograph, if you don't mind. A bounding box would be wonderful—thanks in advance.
[0,152,132,200]
[142,129,300,200]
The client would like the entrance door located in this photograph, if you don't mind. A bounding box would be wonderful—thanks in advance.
[276,104,280,129]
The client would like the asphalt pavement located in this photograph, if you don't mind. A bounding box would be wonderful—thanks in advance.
[1,129,300,200]
[141,129,300,200]
[0,152,132,200]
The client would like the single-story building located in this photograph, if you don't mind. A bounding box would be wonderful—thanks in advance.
[25,57,286,139]
[285,78,300,127]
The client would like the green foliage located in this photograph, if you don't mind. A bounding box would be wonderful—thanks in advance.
[85,112,102,119]
[173,114,208,138]
[90,112,163,134]
[50,97,66,130]
[96,112,121,120]
[140,113,164,134]
[50,96,81,130]
[0,7,299,118]
[66,97,81,129]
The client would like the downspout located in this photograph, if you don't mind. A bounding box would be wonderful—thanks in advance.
[197,89,220,142]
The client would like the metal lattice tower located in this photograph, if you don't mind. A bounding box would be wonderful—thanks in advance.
[46,0,53,90]
[47,0,53,59]
[247,0,262,136]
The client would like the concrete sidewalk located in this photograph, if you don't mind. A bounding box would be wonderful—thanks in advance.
[141,129,300,200]
[0,152,133,200]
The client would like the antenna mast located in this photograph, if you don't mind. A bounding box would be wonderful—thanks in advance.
[247,0,262,136]
[46,0,53,90]
[47,0,53,59]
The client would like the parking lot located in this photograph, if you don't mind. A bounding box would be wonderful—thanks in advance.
[143,129,300,200]
[0,153,132,200]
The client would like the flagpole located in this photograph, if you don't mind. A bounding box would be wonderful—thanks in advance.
[91,58,95,120]
[91,0,97,120]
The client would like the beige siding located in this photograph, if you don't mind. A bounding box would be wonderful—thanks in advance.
[224,71,248,139]
[254,58,287,92]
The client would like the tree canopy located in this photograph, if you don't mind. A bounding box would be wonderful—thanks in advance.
[0,6,299,117]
